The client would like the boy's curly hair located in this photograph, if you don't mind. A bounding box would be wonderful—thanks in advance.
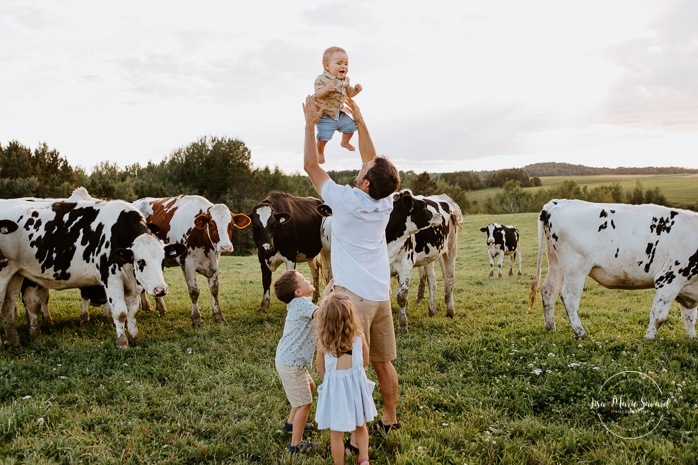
[322,46,347,65]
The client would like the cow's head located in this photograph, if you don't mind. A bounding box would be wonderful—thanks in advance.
[194,204,251,254]
[481,223,508,256]
[250,202,291,258]
[386,190,442,245]
[110,234,185,296]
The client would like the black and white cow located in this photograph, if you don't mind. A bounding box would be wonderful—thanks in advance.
[0,198,185,349]
[134,195,251,326]
[391,194,462,333]
[480,223,522,277]
[529,199,698,340]
[250,192,327,313]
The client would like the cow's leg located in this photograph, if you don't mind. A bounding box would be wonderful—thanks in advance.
[182,263,202,327]
[125,291,140,345]
[395,267,411,334]
[497,250,505,278]
[259,253,272,313]
[139,289,154,313]
[1,274,24,347]
[645,289,677,340]
[516,249,523,276]
[559,275,587,339]
[540,254,563,333]
[508,253,514,276]
[207,266,226,323]
[320,248,332,284]
[80,298,90,326]
[106,286,129,349]
[488,252,495,277]
[424,262,438,317]
[416,267,427,302]
[679,305,697,339]
[441,251,457,319]
[307,258,321,303]
[22,286,43,340]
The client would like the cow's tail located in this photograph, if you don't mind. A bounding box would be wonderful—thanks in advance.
[529,209,545,309]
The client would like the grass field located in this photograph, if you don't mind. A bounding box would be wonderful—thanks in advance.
[465,173,698,207]
[1,212,697,464]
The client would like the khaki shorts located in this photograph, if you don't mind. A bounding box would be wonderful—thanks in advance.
[335,286,397,363]
[276,362,314,407]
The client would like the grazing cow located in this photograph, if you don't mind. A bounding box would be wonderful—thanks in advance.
[391,194,462,333]
[529,199,698,340]
[16,187,111,330]
[250,192,328,313]
[0,199,185,349]
[480,223,522,277]
[134,195,251,326]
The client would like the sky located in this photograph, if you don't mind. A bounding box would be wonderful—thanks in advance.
[1,0,697,175]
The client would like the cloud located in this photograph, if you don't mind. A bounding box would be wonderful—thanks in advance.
[603,0,698,130]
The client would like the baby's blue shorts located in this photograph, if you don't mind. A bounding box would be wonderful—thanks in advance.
[316,111,357,141]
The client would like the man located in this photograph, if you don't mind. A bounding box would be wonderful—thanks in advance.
[303,95,401,434]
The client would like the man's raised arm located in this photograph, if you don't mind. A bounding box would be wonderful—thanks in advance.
[303,96,331,195]
[345,98,376,164]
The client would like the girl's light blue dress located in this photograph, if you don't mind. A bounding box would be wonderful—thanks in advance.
[315,336,378,432]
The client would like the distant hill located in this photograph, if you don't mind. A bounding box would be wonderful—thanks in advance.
[522,162,697,177]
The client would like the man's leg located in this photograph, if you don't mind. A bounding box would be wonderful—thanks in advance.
[372,360,398,425]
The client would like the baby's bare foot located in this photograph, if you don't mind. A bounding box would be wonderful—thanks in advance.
[341,142,355,152]
[318,152,326,164]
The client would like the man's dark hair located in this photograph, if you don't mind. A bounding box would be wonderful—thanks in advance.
[273,270,300,304]
[366,156,401,200]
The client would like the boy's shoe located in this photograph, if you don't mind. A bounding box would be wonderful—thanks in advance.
[288,440,319,454]
[369,420,401,434]
[284,421,315,432]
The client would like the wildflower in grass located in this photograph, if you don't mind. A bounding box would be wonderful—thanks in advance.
[532,369,542,375]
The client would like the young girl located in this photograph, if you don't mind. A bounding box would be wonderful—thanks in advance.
[315,293,377,465]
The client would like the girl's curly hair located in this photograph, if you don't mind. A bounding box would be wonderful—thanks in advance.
[315,293,363,357]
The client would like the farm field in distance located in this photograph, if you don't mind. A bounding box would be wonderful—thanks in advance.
[466,173,698,207]
[1,211,697,464]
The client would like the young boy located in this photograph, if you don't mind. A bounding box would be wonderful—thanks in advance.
[314,46,362,164]
[274,269,319,454]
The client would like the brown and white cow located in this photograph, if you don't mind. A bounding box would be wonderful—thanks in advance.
[530,199,698,340]
[391,194,462,333]
[480,223,522,277]
[134,195,251,326]
[250,192,328,313]
[0,198,185,349]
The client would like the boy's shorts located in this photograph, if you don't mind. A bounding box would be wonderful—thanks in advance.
[276,362,313,407]
[316,112,357,141]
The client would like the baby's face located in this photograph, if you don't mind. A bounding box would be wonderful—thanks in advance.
[324,51,349,79]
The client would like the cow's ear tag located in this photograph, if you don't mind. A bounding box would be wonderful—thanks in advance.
[111,248,134,265]
[194,215,210,230]
[0,220,19,234]
[166,243,186,258]
[275,213,291,224]
[232,213,251,229]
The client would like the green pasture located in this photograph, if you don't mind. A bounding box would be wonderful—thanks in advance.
[1,212,697,464]
[466,173,698,206]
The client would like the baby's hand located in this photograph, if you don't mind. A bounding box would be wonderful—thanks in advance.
[354,83,363,93]
[325,82,336,92]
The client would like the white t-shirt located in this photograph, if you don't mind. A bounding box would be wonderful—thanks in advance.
[321,179,393,301]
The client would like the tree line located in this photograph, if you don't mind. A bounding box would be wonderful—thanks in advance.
[1,139,693,255]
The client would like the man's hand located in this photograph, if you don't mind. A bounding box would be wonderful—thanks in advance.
[344,97,364,125]
[303,95,324,127]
